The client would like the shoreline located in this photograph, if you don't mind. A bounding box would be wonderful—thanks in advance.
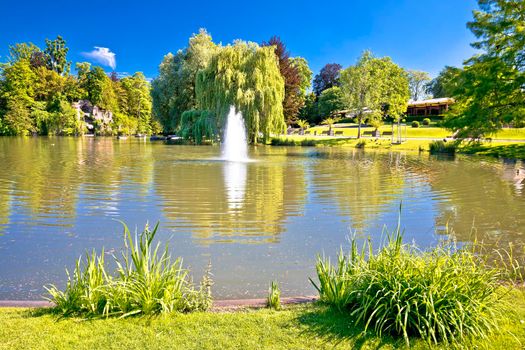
[0,295,318,310]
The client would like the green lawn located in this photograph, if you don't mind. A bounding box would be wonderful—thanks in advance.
[303,125,525,140]
[1,288,524,349]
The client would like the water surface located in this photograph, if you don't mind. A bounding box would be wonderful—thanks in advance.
[0,137,523,299]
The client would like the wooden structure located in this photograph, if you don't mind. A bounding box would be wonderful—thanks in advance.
[406,98,454,116]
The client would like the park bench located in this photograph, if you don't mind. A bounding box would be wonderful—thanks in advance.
[334,131,344,136]
[382,131,393,136]
[304,130,311,135]
[321,130,329,135]
[363,131,374,136]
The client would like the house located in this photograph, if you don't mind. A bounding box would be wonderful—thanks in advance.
[406,98,454,116]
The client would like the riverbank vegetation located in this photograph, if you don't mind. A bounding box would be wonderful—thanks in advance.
[46,223,212,318]
[0,37,157,136]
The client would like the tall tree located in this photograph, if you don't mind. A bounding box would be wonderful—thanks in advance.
[44,36,71,75]
[290,57,313,96]
[407,70,431,101]
[340,51,409,138]
[151,29,217,132]
[444,0,525,137]
[120,72,153,134]
[196,41,285,143]
[313,63,342,96]
[262,36,302,125]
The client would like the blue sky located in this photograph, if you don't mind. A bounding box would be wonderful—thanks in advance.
[1,0,479,79]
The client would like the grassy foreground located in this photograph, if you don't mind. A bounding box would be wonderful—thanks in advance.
[0,288,523,350]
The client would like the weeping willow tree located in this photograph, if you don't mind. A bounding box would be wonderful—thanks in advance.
[180,110,217,144]
[195,41,285,143]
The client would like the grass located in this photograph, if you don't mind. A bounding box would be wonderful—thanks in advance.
[1,291,524,349]
[429,140,457,155]
[310,224,515,347]
[267,281,281,310]
[45,222,212,317]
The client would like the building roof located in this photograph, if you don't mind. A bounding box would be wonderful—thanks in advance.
[408,98,454,107]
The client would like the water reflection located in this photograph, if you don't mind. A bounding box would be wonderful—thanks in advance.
[0,138,524,300]
[223,161,247,211]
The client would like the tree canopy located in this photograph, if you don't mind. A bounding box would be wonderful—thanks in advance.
[195,41,285,143]
[313,63,342,96]
[444,0,525,137]
[340,51,409,138]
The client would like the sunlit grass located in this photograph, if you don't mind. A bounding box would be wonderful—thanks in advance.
[45,222,212,318]
[311,224,508,347]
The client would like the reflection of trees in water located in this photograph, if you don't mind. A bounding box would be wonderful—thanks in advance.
[421,156,525,247]
[154,148,306,244]
[0,138,154,226]
[311,150,405,231]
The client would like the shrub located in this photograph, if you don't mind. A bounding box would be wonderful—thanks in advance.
[46,223,212,318]
[429,140,456,155]
[422,118,431,126]
[267,281,281,310]
[310,226,502,346]
[411,120,420,128]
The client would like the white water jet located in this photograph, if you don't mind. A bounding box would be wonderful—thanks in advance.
[221,106,249,162]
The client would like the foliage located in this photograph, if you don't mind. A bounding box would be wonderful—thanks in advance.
[290,57,312,96]
[296,119,309,131]
[407,70,431,101]
[422,117,431,125]
[179,110,217,144]
[313,63,342,96]
[425,66,462,98]
[196,40,285,143]
[119,72,153,134]
[311,226,502,347]
[340,51,409,138]
[267,281,281,310]
[299,92,318,125]
[263,37,303,125]
[151,29,217,133]
[317,86,345,118]
[45,222,212,318]
[443,0,525,138]
[411,120,420,128]
[44,36,71,75]
[429,140,457,155]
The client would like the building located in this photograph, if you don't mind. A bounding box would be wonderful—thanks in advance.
[406,98,454,116]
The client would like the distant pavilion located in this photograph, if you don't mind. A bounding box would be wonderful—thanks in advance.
[406,98,454,116]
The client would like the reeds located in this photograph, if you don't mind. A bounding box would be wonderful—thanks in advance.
[311,225,503,346]
[46,222,212,318]
[267,281,281,310]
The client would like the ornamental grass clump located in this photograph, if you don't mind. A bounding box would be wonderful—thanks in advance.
[310,225,502,347]
[267,281,281,310]
[46,222,212,318]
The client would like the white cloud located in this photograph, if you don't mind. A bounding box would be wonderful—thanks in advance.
[82,47,116,70]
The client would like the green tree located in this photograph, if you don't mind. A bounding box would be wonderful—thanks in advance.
[299,92,319,125]
[443,0,525,137]
[340,51,409,138]
[425,66,462,98]
[407,70,431,101]
[317,86,345,118]
[120,72,153,134]
[151,29,217,133]
[290,57,313,96]
[195,41,285,143]
[86,67,118,112]
[44,36,71,75]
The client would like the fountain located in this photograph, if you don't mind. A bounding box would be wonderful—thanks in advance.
[221,106,249,162]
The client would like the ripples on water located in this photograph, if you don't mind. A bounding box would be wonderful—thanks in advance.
[0,137,523,299]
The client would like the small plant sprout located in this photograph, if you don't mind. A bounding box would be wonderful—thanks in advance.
[267,281,281,310]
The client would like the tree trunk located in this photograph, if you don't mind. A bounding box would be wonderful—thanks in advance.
[357,114,362,139]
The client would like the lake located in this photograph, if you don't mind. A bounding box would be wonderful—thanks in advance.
[0,137,524,300]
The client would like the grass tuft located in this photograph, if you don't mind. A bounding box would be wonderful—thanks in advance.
[267,281,281,310]
[45,222,212,318]
[429,140,457,154]
[311,225,504,347]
